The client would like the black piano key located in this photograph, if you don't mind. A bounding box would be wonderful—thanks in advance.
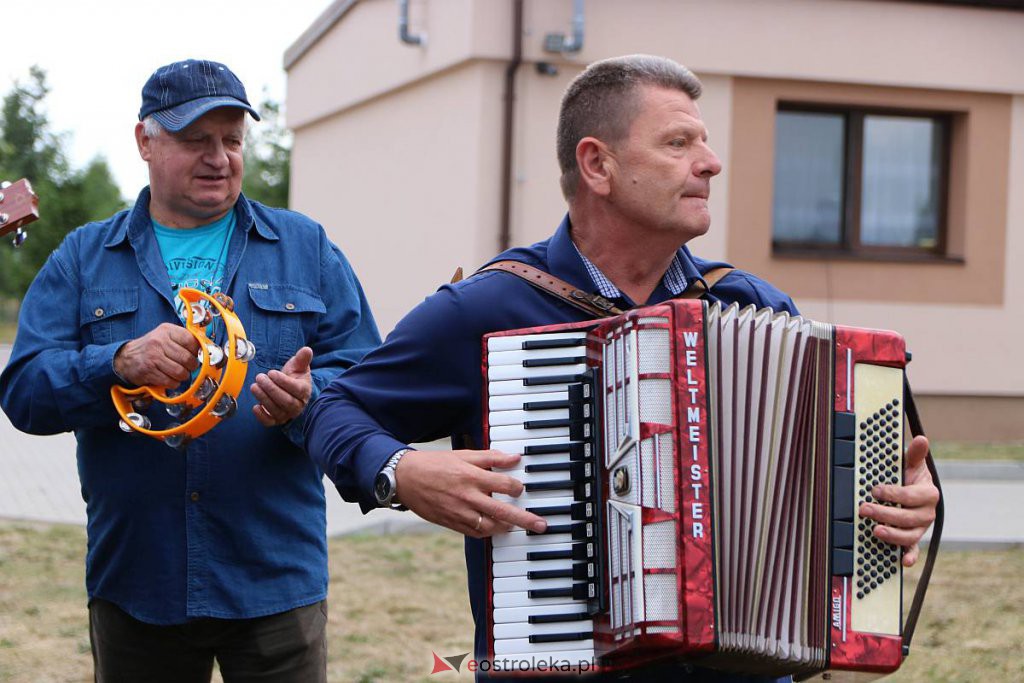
[525,462,592,479]
[531,563,593,581]
[522,338,586,350]
[526,502,593,519]
[523,399,570,411]
[529,611,591,625]
[833,439,855,467]
[523,356,586,368]
[833,520,854,549]
[528,583,594,600]
[524,418,576,430]
[529,631,594,644]
[523,442,589,459]
[523,373,586,387]
[833,548,854,577]
[524,479,574,493]
[528,522,594,540]
[527,542,594,562]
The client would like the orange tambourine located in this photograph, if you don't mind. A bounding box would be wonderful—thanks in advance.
[110,288,256,450]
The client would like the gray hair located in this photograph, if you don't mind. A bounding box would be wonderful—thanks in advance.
[142,115,165,138]
[140,112,251,139]
[556,54,703,200]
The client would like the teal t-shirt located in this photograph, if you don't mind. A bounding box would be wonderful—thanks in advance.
[153,211,235,322]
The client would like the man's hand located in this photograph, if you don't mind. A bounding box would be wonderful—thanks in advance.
[251,346,313,427]
[113,323,200,388]
[858,434,939,567]
[395,450,548,539]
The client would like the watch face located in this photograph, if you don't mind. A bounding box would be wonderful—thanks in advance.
[374,472,392,503]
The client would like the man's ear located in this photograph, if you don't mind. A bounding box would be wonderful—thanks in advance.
[576,136,614,197]
[135,122,152,162]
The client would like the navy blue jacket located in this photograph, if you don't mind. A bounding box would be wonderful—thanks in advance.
[306,216,796,680]
[0,188,381,624]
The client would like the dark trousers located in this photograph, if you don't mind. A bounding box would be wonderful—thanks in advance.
[88,598,327,683]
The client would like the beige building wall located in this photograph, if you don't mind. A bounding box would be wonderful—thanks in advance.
[286,0,1024,438]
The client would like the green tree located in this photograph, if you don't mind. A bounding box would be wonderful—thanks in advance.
[0,67,125,300]
[242,97,291,208]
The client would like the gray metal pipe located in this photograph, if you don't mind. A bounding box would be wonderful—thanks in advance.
[398,0,425,46]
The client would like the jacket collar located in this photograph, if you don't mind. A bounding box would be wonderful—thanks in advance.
[103,187,276,247]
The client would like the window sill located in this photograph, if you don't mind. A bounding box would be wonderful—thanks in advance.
[771,248,965,265]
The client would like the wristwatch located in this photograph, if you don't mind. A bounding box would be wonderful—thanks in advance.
[374,448,411,508]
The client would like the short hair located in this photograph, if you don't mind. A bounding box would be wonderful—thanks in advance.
[142,115,165,138]
[141,111,250,139]
[556,54,703,200]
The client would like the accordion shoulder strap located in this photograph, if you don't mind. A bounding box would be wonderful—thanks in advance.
[479,260,625,318]
[902,381,944,653]
[478,261,736,317]
[675,266,735,299]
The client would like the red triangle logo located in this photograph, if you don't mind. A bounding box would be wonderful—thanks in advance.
[430,652,455,674]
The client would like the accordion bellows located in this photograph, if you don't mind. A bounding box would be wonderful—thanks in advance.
[483,300,911,678]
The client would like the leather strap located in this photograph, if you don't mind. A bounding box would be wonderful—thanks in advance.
[901,380,943,654]
[479,260,625,317]
[676,266,735,299]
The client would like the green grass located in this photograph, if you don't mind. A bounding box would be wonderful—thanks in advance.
[931,441,1024,461]
[0,519,1022,682]
[0,322,15,344]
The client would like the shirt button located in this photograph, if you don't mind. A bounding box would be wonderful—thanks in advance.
[190,492,200,502]
[94,308,104,318]
[284,302,295,311]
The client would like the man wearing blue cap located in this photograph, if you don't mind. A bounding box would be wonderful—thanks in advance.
[0,59,381,681]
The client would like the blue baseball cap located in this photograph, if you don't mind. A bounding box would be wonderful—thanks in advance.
[139,59,260,132]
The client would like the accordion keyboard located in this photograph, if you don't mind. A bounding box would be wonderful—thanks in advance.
[487,331,602,666]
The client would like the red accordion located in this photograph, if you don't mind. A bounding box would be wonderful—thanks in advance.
[482,299,937,679]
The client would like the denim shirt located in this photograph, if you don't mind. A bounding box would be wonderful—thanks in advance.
[306,215,796,681]
[0,188,381,624]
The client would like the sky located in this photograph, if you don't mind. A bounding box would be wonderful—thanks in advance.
[3,0,335,198]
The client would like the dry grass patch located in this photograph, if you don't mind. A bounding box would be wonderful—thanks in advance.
[931,441,1024,462]
[0,519,1020,682]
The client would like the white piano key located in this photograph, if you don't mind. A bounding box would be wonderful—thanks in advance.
[487,347,589,366]
[493,590,585,609]
[492,541,577,563]
[488,363,588,382]
[495,453,574,473]
[492,527,574,548]
[488,379,578,396]
[489,436,583,454]
[489,423,571,442]
[487,332,587,352]
[489,494,576,512]
[489,391,568,411]
[493,636,595,656]
[492,603,589,624]
[493,619,594,640]
[491,559,583,578]
[494,575,575,594]
[489,407,569,427]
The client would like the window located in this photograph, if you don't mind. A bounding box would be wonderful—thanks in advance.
[772,105,950,257]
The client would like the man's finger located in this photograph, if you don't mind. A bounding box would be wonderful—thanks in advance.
[476,495,547,534]
[459,449,523,471]
[282,346,313,377]
[870,480,939,510]
[904,435,929,471]
[872,523,928,549]
[902,543,920,567]
[474,469,526,499]
[859,500,935,529]
[254,374,303,411]
[252,404,276,427]
[266,369,310,401]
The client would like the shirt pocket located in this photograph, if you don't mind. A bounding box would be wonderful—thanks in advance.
[246,283,326,368]
[80,288,139,346]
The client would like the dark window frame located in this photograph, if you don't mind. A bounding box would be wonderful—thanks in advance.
[772,102,952,260]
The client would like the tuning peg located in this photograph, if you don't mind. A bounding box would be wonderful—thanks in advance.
[118,412,152,432]
[12,228,26,248]
[211,394,237,419]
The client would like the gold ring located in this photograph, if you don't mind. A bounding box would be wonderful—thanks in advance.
[474,514,483,532]
[260,405,273,419]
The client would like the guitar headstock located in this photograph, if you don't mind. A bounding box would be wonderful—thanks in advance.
[0,179,40,247]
